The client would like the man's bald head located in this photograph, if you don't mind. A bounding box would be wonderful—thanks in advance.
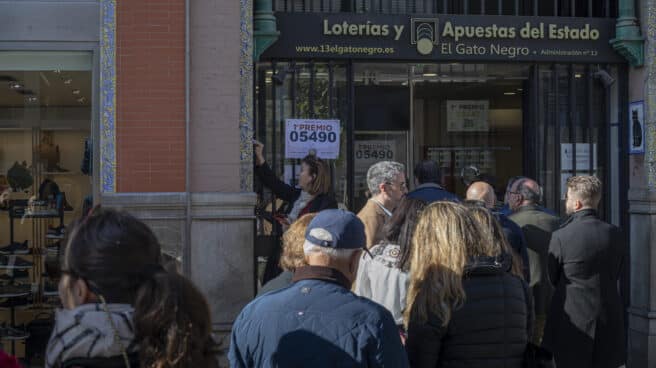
[466,181,496,209]
[515,178,541,205]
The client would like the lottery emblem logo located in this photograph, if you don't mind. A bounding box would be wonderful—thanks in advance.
[411,18,439,55]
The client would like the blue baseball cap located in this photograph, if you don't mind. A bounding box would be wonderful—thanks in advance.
[305,209,366,250]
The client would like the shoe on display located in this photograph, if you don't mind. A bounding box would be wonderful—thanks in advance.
[46,241,60,254]
[0,296,32,309]
[0,241,29,255]
[0,284,32,298]
[0,269,29,282]
[0,255,33,270]
[46,225,66,239]
[0,324,29,340]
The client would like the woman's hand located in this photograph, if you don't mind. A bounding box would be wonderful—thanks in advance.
[253,140,265,166]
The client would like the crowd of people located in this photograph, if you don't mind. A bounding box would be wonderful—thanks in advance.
[1,143,624,367]
[234,145,627,368]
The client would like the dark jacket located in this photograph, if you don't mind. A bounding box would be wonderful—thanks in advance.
[406,254,531,368]
[255,162,337,215]
[229,266,409,368]
[509,204,560,315]
[496,212,531,282]
[257,270,293,297]
[406,183,459,204]
[542,209,626,368]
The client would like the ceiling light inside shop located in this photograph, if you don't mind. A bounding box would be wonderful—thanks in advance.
[265,78,272,84]
[63,78,73,85]
[9,82,23,90]
[517,88,523,91]
[25,96,38,103]
[504,92,516,95]
[422,73,437,77]
[77,97,86,104]
[575,73,582,78]
[72,89,81,95]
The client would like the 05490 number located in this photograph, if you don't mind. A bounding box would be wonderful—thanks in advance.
[355,149,394,159]
[289,131,337,143]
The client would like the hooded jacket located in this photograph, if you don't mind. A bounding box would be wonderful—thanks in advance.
[46,303,137,368]
[406,254,531,368]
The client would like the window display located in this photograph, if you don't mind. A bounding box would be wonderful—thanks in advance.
[0,51,93,364]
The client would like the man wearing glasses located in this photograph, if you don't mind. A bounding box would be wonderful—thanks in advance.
[357,161,406,249]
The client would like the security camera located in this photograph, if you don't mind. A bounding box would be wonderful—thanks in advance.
[593,69,615,87]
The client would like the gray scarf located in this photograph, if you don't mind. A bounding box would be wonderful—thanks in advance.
[45,303,137,368]
[288,191,314,222]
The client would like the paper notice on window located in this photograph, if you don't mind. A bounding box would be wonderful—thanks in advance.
[285,119,340,159]
[446,100,489,132]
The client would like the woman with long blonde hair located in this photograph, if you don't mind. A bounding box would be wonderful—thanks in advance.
[404,201,530,368]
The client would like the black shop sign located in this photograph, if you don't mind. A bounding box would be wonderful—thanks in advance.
[262,13,623,63]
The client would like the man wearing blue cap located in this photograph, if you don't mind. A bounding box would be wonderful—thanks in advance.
[229,209,409,368]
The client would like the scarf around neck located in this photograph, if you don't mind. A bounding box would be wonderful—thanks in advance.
[45,303,137,368]
[288,191,314,222]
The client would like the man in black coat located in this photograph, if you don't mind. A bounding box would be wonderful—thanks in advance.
[542,175,626,368]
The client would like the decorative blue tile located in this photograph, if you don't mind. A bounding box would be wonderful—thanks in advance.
[240,0,254,192]
[100,0,116,193]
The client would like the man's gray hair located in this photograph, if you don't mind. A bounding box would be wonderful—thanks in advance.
[303,242,359,261]
[366,161,405,195]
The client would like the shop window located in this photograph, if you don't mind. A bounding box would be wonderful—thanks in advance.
[0,51,93,359]
[412,63,528,200]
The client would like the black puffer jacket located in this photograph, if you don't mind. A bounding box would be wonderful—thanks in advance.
[406,254,532,368]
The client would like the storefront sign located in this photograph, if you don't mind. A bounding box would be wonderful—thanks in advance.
[446,100,489,132]
[284,119,340,159]
[629,101,645,154]
[263,13,623,63]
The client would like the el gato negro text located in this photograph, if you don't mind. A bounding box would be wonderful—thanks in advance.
[323,20,600,42]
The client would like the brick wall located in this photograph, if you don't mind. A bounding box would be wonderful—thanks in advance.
[116,0,186,192]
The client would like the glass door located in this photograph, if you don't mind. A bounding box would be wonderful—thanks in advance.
[352,63,410,212]
[411,63,528,200]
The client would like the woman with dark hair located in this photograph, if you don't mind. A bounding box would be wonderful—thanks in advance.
[253,140,337,225]
[253,140,337,282]
[353,196,426,326]
[46,208,218,368]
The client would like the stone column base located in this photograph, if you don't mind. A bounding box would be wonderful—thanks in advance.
[628,188,656,367]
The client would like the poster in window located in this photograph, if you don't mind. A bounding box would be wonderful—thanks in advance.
[629,101,645,154]
[446,100,489,132]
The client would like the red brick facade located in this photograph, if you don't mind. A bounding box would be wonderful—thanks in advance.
[116,0,186,192]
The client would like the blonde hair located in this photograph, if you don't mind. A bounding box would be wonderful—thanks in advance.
[279,213,316,271]
[404,202,484,327]
[465,206,524,279]
[566,175,601,208]
[303,155,332,196]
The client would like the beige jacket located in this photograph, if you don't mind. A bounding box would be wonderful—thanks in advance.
[357,200,390,249]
